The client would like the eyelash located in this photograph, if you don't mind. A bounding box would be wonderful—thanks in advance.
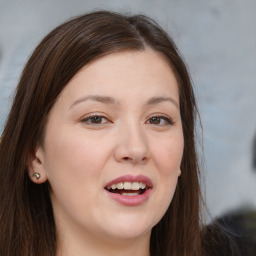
[81,114,174,126]
[81,114,110,125]
[146,115,174,126]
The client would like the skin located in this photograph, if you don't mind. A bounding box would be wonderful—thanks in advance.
[29,49,184,256]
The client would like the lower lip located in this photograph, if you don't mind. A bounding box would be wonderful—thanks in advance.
[105,188,152,206]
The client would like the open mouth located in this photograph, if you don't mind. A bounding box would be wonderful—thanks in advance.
[105,181,149,196]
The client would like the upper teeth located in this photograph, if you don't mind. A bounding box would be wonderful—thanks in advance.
[107,181,146,190]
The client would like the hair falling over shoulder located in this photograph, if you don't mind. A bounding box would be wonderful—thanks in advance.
[0,10,206,256]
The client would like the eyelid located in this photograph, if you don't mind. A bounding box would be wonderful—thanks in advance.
[80,112,112,125]
[146,113,174,125]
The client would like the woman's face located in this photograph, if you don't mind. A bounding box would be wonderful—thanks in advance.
[31,50,184,244]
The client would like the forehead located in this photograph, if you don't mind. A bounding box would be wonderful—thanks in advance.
[57,49,179,105]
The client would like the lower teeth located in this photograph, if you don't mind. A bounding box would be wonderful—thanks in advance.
[106,188,146,195]
[121,192,139,196]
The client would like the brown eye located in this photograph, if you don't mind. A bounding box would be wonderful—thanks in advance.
[149,117,161,124]
[81,115,108,125]
[147,116,173,126]
[90,116,103,123]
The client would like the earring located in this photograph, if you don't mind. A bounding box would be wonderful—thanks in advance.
[32,172,41,180]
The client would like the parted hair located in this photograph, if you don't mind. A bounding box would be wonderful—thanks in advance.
[0,11,203,256]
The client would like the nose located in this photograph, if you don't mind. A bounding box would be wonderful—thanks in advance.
[114,124,150,165]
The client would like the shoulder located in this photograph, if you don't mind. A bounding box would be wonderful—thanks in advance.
[202,222,240,256]
[202,209,256,256]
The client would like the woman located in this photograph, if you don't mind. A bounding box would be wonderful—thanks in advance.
[0,11,205,256]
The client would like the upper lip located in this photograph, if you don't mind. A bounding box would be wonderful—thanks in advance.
[105,175,153,188]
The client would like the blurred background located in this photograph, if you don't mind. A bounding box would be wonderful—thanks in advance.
[0,0,255,220]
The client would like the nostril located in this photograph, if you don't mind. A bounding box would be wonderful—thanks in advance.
[121,156,149,164]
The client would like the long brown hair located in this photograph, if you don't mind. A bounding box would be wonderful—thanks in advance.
[0,11,203,255]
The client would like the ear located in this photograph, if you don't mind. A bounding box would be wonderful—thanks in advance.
[178,168,181,177]
[27,145,48,184]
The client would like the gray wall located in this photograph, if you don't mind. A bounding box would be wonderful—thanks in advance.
[0,0,255,218]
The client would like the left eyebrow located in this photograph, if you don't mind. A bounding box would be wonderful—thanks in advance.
[146,96,179,109]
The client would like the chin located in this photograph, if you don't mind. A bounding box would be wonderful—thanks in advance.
[104,227,152,242]
[98,213,156,241]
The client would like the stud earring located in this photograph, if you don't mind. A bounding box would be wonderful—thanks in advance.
[32,172,41,180]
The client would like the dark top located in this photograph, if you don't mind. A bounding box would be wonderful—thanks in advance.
[202,208,256,256]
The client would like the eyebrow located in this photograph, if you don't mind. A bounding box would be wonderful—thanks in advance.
[146,96,179,108]
[70,95,120,109]
[70,95,179,109]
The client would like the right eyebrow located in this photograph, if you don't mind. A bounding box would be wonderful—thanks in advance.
[69,95,120,109]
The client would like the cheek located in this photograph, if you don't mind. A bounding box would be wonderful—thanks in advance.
[44,129,111,179]
[42,129,113,221]
[151,134,183,213]
[153,135,184,177]
[42,130,114,216]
